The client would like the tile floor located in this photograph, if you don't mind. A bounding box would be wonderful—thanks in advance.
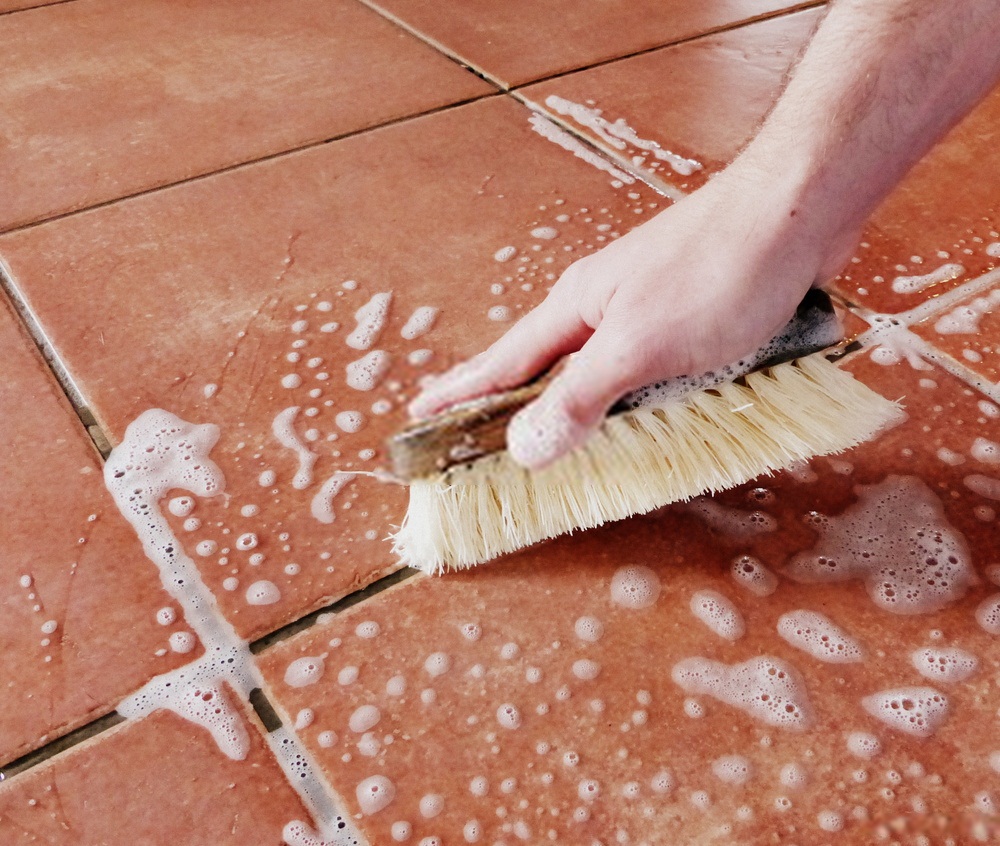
[2,1,999,843]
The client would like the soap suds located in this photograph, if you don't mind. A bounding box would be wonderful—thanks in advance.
[272,407,317,490]
[910,647,978,682]
[689,590,745,640]
[861,687,949,737]
[346,293,392,350]
[672,656,812,730]
[786,476,975,614]
[527,113,634,184]
[891,263,964,294]
[776,610,863,663]
[311,473,356,524]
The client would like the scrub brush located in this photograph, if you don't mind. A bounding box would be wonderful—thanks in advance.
[388,290,902,574]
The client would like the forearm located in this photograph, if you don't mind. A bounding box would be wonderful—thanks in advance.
[739,0,1000,240]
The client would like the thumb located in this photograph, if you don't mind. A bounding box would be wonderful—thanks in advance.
[506,322,651,470]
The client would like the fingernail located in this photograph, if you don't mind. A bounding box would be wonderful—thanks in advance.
[507,401,585,470]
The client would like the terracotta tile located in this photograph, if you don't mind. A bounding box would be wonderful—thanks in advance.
[522,9,824,192]
[0,96,668,640]
[909,273,1000,386]
[0,295,197,766]
[366,0,818,87]
[258,355,1000,844]
[0,695,317,844]
[522,11,1000,313]
[0,0,491,233]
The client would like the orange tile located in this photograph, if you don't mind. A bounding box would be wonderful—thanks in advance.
[0,295,197,766]
[0,96,668,640]
[365,0,818,87]
[522,11,1000,313]
[0,697,319,844]
[257,356,1000,845]
[909,273,1000,386]
[0,0,491,232]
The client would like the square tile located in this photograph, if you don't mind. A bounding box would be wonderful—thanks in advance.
[0,96,667,641]
[365,0,818,87]
[522,10,1000,313]
[0,295,197,766]
[0,693,320,844]
[257,355,1000,844]
[0,0,491,232]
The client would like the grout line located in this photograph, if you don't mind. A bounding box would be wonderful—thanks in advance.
[354,0,509,91]
[0,0,77,18]
[892,266,1000,327]
[511,91,687,200]
[0,92,501,239]
[508,1,827,89]
[0,257,113,458]
[250,565,416,654]
[0,712,125,780]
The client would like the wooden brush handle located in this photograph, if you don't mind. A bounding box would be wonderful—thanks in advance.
[390,289,841,481]
[389,380,546,481]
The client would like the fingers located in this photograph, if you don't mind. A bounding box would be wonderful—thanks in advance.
[408,293,591,419]
[506,320,653,469]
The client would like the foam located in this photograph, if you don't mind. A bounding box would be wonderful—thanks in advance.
[972,438,1000,464]
[311,473,356,524]
[650,770,675,795]
[910,647,978,682]
[543,95,702,176]
[169,631,196,653]
[346,350,391,391]
[335,411,364,433]
[285,655,326,687]
[168,496,195,517]
[400,307,439,340]
[965,474,1000,500]
[610,566,660,609]
[282,821,337,846]
[530,226,558,240]
[494,246,517,262]
[690,590,745,641]
[891,263,964,294]
[349,705,380,733]
[846,732,881,759]
[346,293,392,350]
[272,407,317,490]
[776,610,863,663]
[356,775,395,815]
[574,616,604,642]
[861,687,949,737]
[817,810,844,832]
[786,475,975,614]
[496,703,522,729]
[730,555,778,597]
[780,763,807,789]
[419,794,444,818]
[424,652,451,677]
[975,594,1000,634]
[527,113,634,184]
[933,288,1000,334]
[711,754,752,785]
[246,580,280,605]
[671,656,812,730]
[572,659,601,680]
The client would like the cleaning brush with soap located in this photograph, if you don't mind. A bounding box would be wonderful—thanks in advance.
[388,290,903,574]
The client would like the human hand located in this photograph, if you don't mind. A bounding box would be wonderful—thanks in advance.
[409,156,860,470]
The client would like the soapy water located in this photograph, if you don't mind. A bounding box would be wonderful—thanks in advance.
[776,610,864,664]
[786,475,975,614]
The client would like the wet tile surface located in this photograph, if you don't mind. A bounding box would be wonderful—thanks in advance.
[523,11,1000,313]
[0,0,491,232]
[366,0,817,87]
[258,354,1000,845]
[909,272,1000,386]
[0,295,196,767]
[0,696,315,844]
[522,9,824,193]
[0,96,667,641]
[0,1,69,13]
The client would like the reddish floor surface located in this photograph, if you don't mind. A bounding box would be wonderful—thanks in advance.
[2,1,999,844]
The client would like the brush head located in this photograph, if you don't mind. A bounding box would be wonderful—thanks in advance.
[388,290,905,574]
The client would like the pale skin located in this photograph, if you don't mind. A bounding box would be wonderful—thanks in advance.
[411,0,1000,469]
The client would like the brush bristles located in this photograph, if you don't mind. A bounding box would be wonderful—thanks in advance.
[391,354,904,574]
